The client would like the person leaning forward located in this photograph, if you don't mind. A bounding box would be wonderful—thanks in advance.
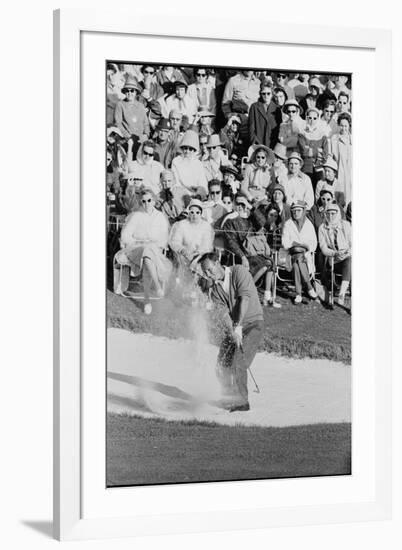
[198,252,264,412]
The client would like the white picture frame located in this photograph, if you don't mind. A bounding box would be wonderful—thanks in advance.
[53,8,392,541]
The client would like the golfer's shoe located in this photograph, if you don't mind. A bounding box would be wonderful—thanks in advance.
[294,294,302,305]
[144,303,152,315]
[229,402,250,413]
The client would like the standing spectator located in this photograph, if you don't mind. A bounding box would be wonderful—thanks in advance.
[222,70,260,119]
[114,77,150,145]
[300,76,322,114]
[282,201,318,304]
[336,91,351,115]
[273,73,295,100]
[330,113,352,208]
[285,152,314,210]
[220,115,246,158]
[202,134,230,182]
[187,68,217,114]
[278,99,306,156]
[153,118,175,168]
[156,65,186,87]
[320,99,338,137]
[241,145,275,203]
[171,130,208,199]
[248,81,282,148]
[138,65,164,103]
[319,202,352,306]
[298,107,329,184]
[165,81,198,123]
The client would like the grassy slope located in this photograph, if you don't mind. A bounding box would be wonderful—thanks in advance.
[107,289,351,363]
[107,414,351,486]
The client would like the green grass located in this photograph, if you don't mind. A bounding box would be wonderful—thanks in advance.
[107,289,351,364]
[106,414,351,486]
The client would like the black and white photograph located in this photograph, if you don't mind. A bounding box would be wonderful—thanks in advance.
[106,62,352,487]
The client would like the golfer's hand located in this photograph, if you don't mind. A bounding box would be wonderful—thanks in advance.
[233,325,243,349]
[241,256,249,270]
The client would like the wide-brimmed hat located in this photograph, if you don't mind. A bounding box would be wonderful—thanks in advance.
[283,99,301,112]
[156,118,171,131]
[107,126,124,138]
[188,198,204,212]
[273,143,288,161]
[198,109,215,118]
[235,195,252,209]
[121,77,142,93]
[287,151,304,167]
[290,200,307,210]
[325,202,340,213]
[322,157,338,172]
[221,164,239,178]
[250,144,275,164]
[173,80,188,89]
[206,134,223,148]
[180,130,199,152]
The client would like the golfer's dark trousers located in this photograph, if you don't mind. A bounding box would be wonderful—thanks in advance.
[217,320,263,406]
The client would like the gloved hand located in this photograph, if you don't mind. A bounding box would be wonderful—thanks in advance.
[233,324,243,349]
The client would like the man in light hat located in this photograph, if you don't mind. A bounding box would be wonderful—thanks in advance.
[197,251,264,412]
[248,81,282,149]
[186,67,217,114]
[202,134,230,182]
[171,130,208,199]
[165,81,198,124]
[286,152,314,210]
[114,76,150,143]
[278,99,306,155]
[315,157,346,207]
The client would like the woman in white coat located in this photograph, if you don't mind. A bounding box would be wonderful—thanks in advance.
[282,200,318,304]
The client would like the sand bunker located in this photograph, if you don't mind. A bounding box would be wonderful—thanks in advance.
[107,328,351,427]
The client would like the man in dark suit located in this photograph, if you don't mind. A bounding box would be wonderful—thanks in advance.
[248,81,282,149]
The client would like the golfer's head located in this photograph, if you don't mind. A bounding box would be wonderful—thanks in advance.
[198,252,224,282]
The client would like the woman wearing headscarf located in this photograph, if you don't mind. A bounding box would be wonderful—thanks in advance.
[171,130,209,200]
[330,113,352,209]
[268,183,291,223]
[240,145,275,203]
[278,99,306,156]
[298,107,329,184]
[282,200,318,304]
[318,202,351,306]
[118,188,172,315]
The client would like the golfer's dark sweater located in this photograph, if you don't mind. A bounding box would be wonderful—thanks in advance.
[211,265,263,327]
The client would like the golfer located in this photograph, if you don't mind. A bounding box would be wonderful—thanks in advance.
[198,252,264,412]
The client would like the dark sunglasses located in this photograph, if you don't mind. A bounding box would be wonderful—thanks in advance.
[324,109,335,113]
[182,146,196,152]
[143,151,154,157]
[144,70,155,75]
[208,146,218,150]
[261,91,272,95]
[124,89,136,93]
[277,74,286,78]
[210,190,221,195]
[287,109,297,113]
[256,155,267,160]
[196,73,207,77]
[308,116,318,120]
[141,198,152,204]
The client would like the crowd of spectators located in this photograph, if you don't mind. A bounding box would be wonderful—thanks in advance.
[107,63,352,313]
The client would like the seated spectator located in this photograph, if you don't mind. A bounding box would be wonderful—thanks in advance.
[127,140,164,196]
[273,86,288,114]
[315,157,345,206]
[221,195,253,268]
[282,200,318,304]
[298,107,329,183]
[186,68,217,114]
[203,180,229,224]
[221,164,241,196]
[248,81,282,149]
[271,143,289,189]
[241,145,275,203]
[157,169,186,225]
[318,202,351,306]
[198,133,209,161]
[153,118,175,168]
[114,77,150,144]
[194,109,216,138]
[138,65,164,103]
[120,169,144,213]
[169,199,214,272]
[219,115,245,158]
[336,91,351,115]
[171,130,208,199]
[118,188,172,314]
[285,152,314,210]
[164,81,198,123]
[268,183,291,223]
[278,100,306,155]
[221,191,235,213]
[308,189,337,234]
[202,134,230,181]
